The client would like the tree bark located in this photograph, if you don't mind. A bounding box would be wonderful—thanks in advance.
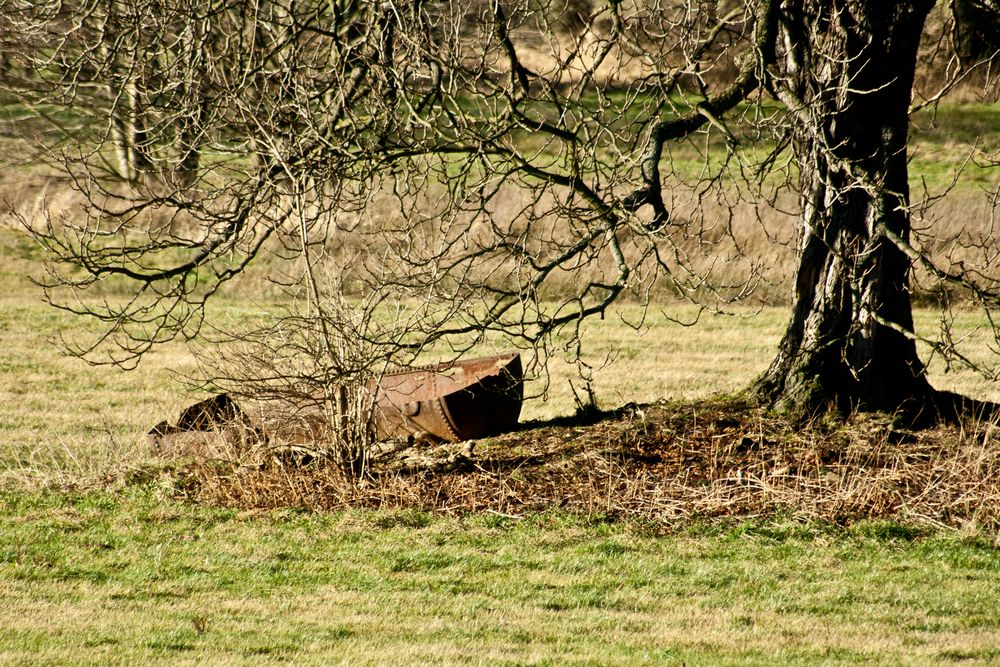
[754,1,940,420]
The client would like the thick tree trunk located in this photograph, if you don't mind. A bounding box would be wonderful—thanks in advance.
[754,1,939,420]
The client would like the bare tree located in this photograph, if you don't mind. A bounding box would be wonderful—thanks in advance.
[5,0,999,426]
[750,1,1000,420]
[755,2,949,416]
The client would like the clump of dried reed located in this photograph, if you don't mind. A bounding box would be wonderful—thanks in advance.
[175,398,1000,531]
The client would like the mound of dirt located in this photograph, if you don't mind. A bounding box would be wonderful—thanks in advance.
[175,398,1000,530]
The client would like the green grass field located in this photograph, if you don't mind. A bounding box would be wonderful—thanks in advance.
[3,489,1000,665]
[2,91,1000,663]
[3,220,1000,663]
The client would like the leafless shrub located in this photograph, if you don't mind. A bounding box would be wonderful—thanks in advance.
[196,279,388,476]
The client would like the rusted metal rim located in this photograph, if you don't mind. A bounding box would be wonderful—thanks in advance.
[372,353,523,443]
[149,353,525,451]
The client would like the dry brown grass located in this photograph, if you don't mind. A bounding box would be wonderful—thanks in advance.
[3,168,993,310]
[179,398,1000,531]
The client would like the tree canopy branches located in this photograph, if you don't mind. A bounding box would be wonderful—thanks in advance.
[3,0,998,420]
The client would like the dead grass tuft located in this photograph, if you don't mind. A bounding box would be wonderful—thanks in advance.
[175,398,1000,531]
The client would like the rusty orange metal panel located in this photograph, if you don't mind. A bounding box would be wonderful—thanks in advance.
[372,353,523,442]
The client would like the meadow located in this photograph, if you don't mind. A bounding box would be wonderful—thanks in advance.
[4,216,1000,663]
[3,491,999,665]
[1,67,1000,664]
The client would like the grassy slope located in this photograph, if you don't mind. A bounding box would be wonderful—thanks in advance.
[2,488,999,666]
